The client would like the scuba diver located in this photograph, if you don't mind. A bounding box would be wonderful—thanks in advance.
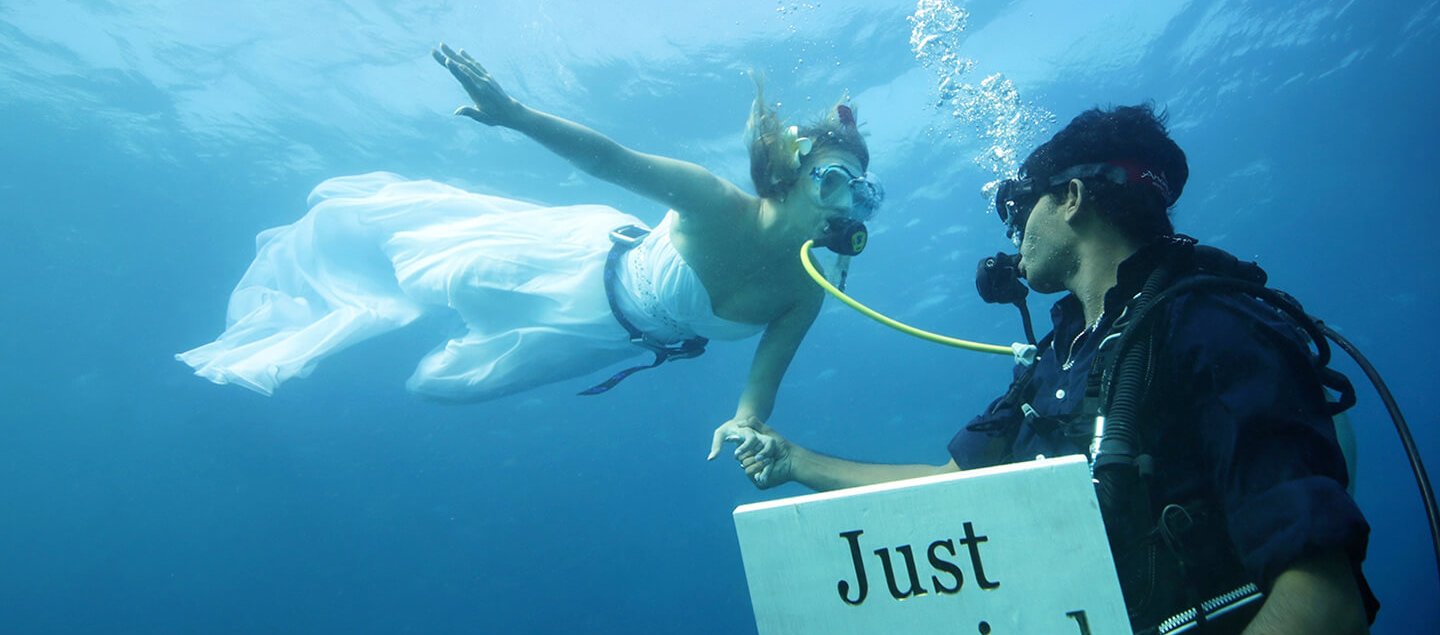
[714,104,1394,634]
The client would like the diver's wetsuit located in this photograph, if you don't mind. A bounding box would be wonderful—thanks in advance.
[948,243,1380,629]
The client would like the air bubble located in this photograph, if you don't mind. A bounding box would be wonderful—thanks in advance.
[908,0,1055,187]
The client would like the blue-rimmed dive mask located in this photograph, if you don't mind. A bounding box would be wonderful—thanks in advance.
[810,164,880,256]
[810,164,884,221]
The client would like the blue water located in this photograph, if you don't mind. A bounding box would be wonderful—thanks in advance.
[2,0,1436,632]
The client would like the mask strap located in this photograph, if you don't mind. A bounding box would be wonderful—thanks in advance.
[1106,160,1176,207]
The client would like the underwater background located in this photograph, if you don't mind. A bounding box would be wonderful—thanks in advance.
[2,0,1437,632]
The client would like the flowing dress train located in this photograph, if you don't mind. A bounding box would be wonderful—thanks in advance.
[177,172,765,401]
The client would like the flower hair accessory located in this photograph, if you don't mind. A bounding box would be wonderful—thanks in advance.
[785,125,814,170]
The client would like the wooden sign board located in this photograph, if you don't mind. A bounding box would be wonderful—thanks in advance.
[733,455,1128,634]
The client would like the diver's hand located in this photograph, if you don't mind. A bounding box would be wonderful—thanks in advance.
[738,431,793,489]
[708,416,793,489]
[432,42,524,128]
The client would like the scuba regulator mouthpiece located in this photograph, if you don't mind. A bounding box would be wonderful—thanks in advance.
[818,217,868,256]
[976,252,1028,305]
[976,251,1037,345]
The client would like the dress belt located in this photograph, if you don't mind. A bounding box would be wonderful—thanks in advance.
[578,224,708,396]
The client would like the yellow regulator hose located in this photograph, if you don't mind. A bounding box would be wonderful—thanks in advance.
[800,240,1035,364]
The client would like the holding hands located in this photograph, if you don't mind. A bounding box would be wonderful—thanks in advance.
[709,416,793,489]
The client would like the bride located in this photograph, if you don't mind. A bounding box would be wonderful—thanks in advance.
[178,43,882,437]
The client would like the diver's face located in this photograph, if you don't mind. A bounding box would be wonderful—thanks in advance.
[1016,193,1075,294]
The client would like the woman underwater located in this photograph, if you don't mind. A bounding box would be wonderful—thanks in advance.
[178,43,882,435]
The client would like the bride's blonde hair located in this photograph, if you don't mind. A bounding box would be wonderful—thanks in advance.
[746,75,869,199]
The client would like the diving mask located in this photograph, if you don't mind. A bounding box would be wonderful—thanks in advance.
[810,164,884,221]
[994,161,1176,245]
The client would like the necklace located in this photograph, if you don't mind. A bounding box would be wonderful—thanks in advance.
[1061,314,1105,371]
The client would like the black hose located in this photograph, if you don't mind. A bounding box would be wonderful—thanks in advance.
[1096,262,1176,463]
[1107,277,1334,386]
[1321,323,1440,588]
[1017,297,1037,346]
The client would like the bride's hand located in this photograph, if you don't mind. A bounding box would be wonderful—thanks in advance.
[432,42,524,128]
[708,416,793,489]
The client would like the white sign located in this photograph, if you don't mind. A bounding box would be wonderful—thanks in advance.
[733,455,1128,635]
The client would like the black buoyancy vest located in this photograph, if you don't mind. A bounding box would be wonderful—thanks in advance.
[983,236,1354,634]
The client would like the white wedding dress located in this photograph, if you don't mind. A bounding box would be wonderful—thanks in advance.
[177,172,766,401]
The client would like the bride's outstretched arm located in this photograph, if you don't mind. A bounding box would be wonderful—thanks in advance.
[723,289,822,431]
[433,43,753,220]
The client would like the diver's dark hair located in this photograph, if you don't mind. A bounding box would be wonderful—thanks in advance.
[747,77,869,199]
[1020,103,1187,241]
